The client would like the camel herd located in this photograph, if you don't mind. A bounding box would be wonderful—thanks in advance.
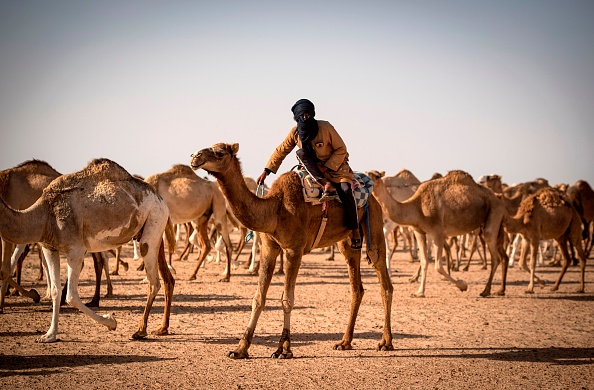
[1,142,592,359]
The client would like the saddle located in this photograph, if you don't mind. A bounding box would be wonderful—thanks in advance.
[295,168,374,208]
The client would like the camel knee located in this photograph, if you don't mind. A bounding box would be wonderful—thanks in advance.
[281,297,293,314]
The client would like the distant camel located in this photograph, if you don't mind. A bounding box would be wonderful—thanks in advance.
[367,170,510,297]
[504,187,587,293]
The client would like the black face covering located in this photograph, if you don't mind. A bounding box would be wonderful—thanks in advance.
[291,99,319,159]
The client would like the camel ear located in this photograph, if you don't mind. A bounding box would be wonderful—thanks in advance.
[230,143,239,156]
[380,171,386,178]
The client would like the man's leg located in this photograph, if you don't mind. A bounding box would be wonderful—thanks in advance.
[296,149,336,198]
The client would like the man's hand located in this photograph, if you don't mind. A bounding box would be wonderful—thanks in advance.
[257,170,269,185]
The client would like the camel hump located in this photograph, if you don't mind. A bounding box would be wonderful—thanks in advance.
[394,168,420,183]
[169,164,198,177]
[444,170,475,184]
[535,187,566,209]
[45,158,132,195]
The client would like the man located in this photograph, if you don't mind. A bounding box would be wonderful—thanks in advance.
[256,98,362,249]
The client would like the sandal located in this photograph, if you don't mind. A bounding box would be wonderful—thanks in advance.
[319,191,339,203]
[350,238,363,250]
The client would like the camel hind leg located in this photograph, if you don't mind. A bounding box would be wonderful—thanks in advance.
[188,215,211,280]
[432,237,468,293]
[132,240,174,339]
[359,204,394,351]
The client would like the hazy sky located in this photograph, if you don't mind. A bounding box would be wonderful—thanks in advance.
[1,0,593,187]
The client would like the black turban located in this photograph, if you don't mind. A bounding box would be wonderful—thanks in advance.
[291,99,319,159]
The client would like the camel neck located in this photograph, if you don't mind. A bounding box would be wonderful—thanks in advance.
[213,160,276,234]
[0,197,47,245]
[372,179,417,227]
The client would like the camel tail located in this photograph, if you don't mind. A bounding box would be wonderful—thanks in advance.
[164,218,176,253]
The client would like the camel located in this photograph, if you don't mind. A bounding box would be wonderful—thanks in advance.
[1,160,61,311]
[145,164,234,281]
[190,143,393,359]
[1,160,117,309]
[382,169,420,268]
[0,158,175,342]
[503,187,587,293]
[367,170,510,298]
[566,180,594,257]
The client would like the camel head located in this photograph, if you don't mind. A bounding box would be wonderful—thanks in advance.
[365,170,385,182]
[190,143,240,176]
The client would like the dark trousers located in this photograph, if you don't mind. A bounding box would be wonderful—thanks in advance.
[296,148,359,231]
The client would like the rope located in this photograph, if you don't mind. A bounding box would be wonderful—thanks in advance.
[245,184,265,243]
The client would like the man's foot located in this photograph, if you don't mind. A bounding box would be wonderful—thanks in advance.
[351,238,363,250]
[319,191,339,202]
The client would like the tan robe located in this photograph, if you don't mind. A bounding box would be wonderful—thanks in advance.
[265,120,354,184]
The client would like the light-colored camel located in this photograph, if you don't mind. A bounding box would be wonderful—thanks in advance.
[367,170,510,297]
[1,160,61,311]
[503,187,587,293]
[190,143,393,359]
[1,161,116,309]
[382,169,420,268]
[0,158,175,342]
[145,164,234,281]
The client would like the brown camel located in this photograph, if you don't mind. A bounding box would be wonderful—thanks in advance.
[566,180,594,257]
[367,170,510,298]
[145,164,233,281]
[0,158,175,342]
[190,143,393,359]
[0,160,60,311]
[503,187,587,293]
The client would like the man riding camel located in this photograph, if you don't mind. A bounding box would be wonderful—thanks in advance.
[257,98,362,249]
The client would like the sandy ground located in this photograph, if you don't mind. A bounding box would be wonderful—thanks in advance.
[1,231,593,389]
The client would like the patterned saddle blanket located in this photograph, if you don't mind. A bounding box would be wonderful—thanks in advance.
[296,168,374,208]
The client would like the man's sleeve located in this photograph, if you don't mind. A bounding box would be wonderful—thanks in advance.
[265,128,298,174]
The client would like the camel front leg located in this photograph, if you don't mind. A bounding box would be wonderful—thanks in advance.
[433,239,468,292]
[228,240,280,359]
[413,231,429,297]
[64,252,117,333]
[334,239,364,350]
[1,240,40,312]
[525,242,538,293]
[271,248,303,359]
[189,216,210,280]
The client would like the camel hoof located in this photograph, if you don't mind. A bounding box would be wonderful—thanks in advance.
[188,275,197,281]
[333,342,353,350]
[271,351,293,359]
[37,333,58,343]
[412,292,425,298]
[218,277,230,283]
[227,351,249,359]
[103,313,117,331]
[494,290,505,296]
[110,270,119,276]
[275,269,284,276]
[377,343,394,351]
[479,290,490,297]
[248,269,258,276]
[456,280,468,292]
[131,331,147,340]
[86,299,99,308]
[153,327,169,336]
[121,261,129,271]
[408,277,418,284]
[525,289,535,294]
[30,289,41,303]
